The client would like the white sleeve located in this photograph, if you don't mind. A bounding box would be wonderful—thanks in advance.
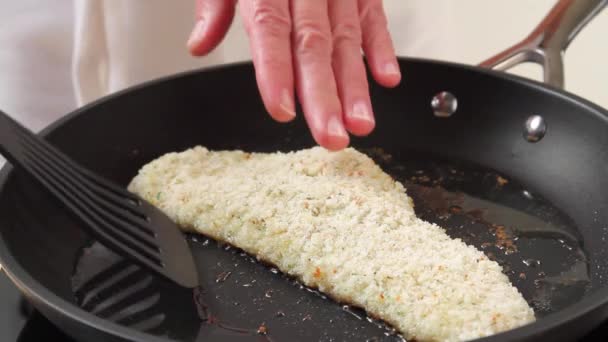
[72,0,110,108]
[72,0,251,107]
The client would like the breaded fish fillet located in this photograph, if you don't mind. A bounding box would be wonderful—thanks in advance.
[128,146,535,342]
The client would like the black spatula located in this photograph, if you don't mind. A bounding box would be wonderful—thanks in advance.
[0,110,199,288]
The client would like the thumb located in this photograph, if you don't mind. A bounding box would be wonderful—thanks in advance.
[187,0,237,56]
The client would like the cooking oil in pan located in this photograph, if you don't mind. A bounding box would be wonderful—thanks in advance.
[72,239,407,341]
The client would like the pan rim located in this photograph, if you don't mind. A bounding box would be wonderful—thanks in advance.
[0,58,607,342]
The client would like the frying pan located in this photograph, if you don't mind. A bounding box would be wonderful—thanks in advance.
[1,1,608,341]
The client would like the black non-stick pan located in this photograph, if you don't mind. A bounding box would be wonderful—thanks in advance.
[1,1,608,341]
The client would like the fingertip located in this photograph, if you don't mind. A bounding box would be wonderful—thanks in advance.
[312,116,350,151]
[325,140,350,151]
[375,61,402,88]
[263,88,297,123]
[278,88,297,121]
[319,134,350,151]
[188,0,237,56]
[344,101,375,136]
[187,20,208,56]
[268,108,296,123]
[345,117,375,136]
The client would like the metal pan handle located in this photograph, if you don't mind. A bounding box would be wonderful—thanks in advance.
[479,0,607,89]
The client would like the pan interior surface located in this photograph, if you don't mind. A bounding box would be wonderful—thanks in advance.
[0,59,607,342]
[69,147,589,341]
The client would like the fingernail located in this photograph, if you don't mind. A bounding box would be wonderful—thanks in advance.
[384,62,401,76]
[327,116,348,139]
[350,101,374,124]
[279,89,296,118]
[187,19,206,48]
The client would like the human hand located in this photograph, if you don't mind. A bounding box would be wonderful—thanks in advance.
[188,0,401,150]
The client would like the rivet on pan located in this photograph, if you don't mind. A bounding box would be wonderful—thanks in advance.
[523,115,547,142]
[431,91,458,118]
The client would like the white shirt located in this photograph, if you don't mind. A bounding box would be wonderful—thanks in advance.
[1,0,607,133]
